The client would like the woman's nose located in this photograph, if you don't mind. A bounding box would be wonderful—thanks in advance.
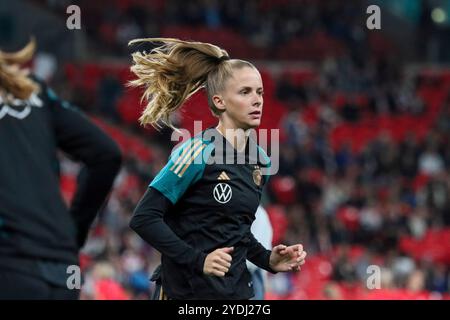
[252,94,262,106]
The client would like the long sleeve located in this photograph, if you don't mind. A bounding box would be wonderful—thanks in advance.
[246,232,277,274]
[129,187,207,275]
[47,87,122,248]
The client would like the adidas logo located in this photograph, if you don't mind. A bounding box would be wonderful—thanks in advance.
[217,171,230,180]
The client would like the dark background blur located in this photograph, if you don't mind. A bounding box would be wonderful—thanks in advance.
[1,0,449,300]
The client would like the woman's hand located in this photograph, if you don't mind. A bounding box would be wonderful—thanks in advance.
[203,247,233,277]
[269,244,307,272]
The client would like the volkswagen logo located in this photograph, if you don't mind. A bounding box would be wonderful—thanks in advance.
[213,183,232,204]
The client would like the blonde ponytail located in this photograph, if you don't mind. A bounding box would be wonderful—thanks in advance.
[128,38,230,129]
[0,38,39,100]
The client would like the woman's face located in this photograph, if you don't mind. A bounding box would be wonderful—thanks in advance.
[215,66,264,130]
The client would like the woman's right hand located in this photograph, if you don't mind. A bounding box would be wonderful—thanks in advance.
[203,247,233,277]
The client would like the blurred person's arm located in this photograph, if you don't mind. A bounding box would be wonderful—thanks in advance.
[45,86,122,248]
[247,205,273,272]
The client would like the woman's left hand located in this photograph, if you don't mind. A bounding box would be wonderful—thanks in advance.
[269,244,307,272]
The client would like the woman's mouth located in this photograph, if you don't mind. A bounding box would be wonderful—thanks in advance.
[249,110,261,118]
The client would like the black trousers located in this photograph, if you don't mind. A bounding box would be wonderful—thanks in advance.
[0,268,80,300]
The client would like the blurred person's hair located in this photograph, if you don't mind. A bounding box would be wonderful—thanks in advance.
[0,39,39,101]
[128,37,256,129]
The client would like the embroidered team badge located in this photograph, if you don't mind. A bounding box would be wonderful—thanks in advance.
[253,165,262,186]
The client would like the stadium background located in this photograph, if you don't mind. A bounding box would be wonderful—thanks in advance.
[1,0,449,300]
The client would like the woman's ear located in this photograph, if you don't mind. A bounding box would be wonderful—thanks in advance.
[212,94,226,112]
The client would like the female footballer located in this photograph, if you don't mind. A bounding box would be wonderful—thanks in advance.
[129,38,306,300]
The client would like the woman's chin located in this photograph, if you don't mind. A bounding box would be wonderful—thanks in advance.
[245,119,261,129]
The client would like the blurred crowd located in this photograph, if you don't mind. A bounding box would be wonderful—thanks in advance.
[51,53,450,300]
[255,49,449,299]
[34,0,449,63]
[37,0,366,55]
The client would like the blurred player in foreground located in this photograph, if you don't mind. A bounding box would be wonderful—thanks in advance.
[0,40,122,299]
